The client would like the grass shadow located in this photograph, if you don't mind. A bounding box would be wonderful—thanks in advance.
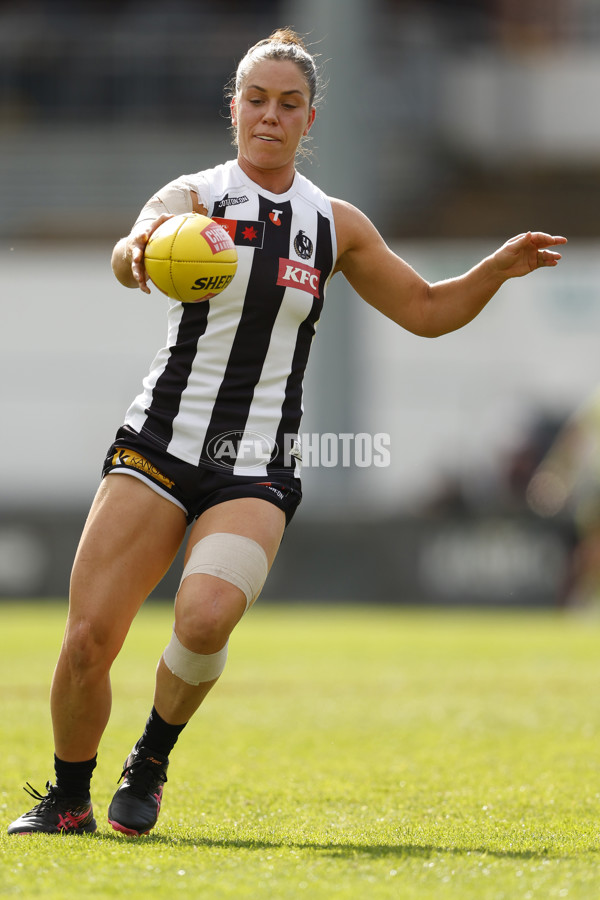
[97,829,591,860]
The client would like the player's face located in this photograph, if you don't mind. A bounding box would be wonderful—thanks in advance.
[232,59,315,185]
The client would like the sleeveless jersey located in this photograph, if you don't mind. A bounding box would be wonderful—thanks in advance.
[124,160,337,478]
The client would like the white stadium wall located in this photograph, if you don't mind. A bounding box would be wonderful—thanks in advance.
[2,240,599,518]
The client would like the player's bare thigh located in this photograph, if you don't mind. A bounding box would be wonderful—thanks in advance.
[67,473,187,655]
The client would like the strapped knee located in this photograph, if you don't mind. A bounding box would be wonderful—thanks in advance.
[163,534,268,685]
[162,629,228,685]
[178,532,269,612]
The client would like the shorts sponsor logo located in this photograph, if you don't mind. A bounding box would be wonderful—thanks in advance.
[256,482,285,500]
[206,431,277,469]
[277,259,321,297]
[112,449,175,488]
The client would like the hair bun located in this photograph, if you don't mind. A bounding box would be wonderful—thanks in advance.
[268,27,308,50]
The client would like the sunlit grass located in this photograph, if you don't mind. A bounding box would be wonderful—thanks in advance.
[2,601,600,898]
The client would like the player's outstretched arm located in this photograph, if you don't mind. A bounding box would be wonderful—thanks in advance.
[332,199,566,338]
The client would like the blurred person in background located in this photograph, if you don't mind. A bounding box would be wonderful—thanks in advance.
[527,387,600,611]
[7,26,566,837]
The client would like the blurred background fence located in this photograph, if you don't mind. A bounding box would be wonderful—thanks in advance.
[1,0,599,606]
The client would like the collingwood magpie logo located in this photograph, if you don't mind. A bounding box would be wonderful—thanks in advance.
[293,230,313,260]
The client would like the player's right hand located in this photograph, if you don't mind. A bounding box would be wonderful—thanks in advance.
[128,214,173,293]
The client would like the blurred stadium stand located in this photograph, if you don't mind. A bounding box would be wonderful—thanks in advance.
[2,0,600,239]
[0,507,572,607]
[2,0,600,604]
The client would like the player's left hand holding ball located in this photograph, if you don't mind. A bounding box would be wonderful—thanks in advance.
[492,231,567,280]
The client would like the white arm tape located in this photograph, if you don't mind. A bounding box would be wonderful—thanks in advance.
[180,532,269,611]
[135,179,195,224]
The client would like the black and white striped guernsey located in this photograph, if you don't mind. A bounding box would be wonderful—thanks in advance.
[124,160,337,478]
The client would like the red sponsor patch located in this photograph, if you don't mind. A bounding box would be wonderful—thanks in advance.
[201,222,235,255]
[276,259,321,297]
[212,217,265,248]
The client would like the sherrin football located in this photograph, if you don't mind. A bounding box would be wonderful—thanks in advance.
[144,213,238,303]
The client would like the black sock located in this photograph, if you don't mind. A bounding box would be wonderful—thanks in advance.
[139,706,187,757]
[54,754,97,799]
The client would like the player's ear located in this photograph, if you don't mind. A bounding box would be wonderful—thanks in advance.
[230,97,238,127]
[303,107,316,137]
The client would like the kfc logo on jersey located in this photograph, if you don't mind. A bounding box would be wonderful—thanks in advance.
[277,259,321,297]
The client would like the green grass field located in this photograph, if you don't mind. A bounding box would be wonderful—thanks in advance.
[1,600,600,899]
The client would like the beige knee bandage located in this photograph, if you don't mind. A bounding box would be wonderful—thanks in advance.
[163,534,268,685]
[179,532,269,611]
[162,629,228,685]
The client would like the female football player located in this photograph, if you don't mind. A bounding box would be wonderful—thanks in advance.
[8,27,565,835]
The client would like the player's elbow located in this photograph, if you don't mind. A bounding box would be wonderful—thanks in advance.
[403,287,458,338]
[402,318,448,339]
[111,240,138,289]
[395,304,450,338]
[389,283,450,338]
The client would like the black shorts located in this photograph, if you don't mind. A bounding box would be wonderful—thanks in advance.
[102,425,302,526]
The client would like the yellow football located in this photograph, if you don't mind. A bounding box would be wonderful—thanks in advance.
[144,213,238,303]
